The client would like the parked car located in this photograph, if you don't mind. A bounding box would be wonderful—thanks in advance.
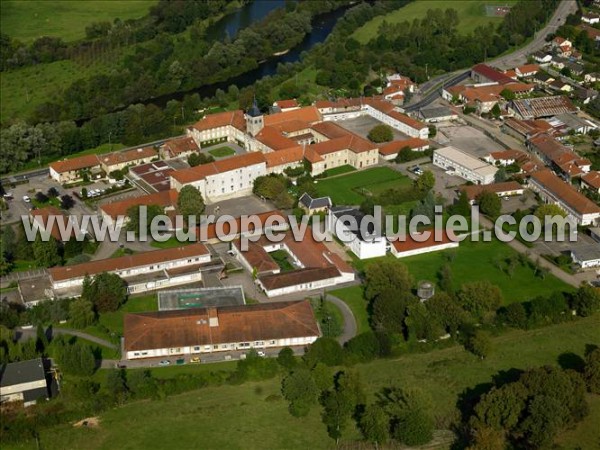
[189,357,201,364]
[257,351,266,357]
[176,358,185,365]
[158,360,171,366]
[503,196,510,201]
[22,195,30,203]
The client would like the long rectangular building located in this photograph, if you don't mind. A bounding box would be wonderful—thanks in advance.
[123,300,321,359]
[433,146,498,185]
[528,169,600,226]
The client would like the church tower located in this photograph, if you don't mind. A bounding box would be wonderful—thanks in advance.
[246,97,264,137]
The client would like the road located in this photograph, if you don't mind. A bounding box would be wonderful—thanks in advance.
[15,327,118,349]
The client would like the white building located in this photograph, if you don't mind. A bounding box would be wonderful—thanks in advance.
[123,300,321,360]
[528,169,600,226]
[48,243,212,296]
[328,207,387,259]
[571,246,600,269]
[364,100,429,139]
[433,146,498,185]
[0,359,49,407]
[389,230,459,259]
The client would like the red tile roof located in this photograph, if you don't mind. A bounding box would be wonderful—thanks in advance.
[255,126,297,151]
[259,266,341,290]
[162,136,199,157]
[378,138,429,156]
[30,206,72,240]
[100,189,179,220]
[49,154,101,174]
[264,146,304,168]
[123,300,320,353]
[582,171,600,189]
[472,63,515,85]
[49,243,210,282]
[264,106,321,127]
[191,110,246,133]
[364,99,427,130]
[170,152,266,184]
[461,181,524,201]
[274,99,299,109]
[391,229,458,253]
[529,169,600,215]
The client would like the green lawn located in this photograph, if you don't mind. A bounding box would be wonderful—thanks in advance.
[208,146,237,158]
[352,0,518,44]
[14,315,599,450]
[351,238,572,305]
[150,236,191,249]
[1,0,156,42]
[329,286,369,335]
[269,249,295,272]
[314,167,410,205]
[322,164,356,177]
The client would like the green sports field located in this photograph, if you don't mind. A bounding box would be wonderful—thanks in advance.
[314,166,411,205]
[10,315,598,450]
[352,0,518,44]
[1,0,157,42]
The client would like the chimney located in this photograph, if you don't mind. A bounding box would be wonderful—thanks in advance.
[208,308,219,327]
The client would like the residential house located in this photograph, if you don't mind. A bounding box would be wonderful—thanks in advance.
[582,12,600,24]
[99,147,158,174]
[484,149,528,166]
[298,193,332,215]
[49,154,103,184]
[515,64,540,78]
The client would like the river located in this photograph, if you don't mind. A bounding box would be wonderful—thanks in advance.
[148,2,349,108]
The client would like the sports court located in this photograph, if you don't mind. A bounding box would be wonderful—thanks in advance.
[158,286,246,311]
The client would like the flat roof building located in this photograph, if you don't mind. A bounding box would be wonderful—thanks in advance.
[433,146,498,185]
[0,359,49,407]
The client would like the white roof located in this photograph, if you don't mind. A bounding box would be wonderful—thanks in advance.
[434,146,498,177]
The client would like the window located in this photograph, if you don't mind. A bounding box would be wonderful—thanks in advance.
[193,346,200,351]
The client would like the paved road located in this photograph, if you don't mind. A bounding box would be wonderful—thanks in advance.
[489,0,578,70]
[15,326,118,349]
[326,294,357,344]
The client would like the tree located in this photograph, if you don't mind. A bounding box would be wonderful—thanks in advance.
[498,302,527,329]
[451,190,471,217]
[105,369,129,405]
[438,264,454,295]
[471,382,528,431]
[1,225,17,260]
[465,330,492,359]
[32,234,61,267]
[177,185,205,223]
[35,191,49,204]
[476,191,501,217]
[428,125,437,138]
[68,298,96,328]
[584,347,600,394]
[414,170,435,192]
[494,167,507,182]
[188,152,214,167]
[281,368,319,417]
[0,253,12,276]
[425,292,469,335]
[82,272,127,313]
[572,285,600,317]
[345,331,380,362]
[303,337,344,368]
[500,88,516,100]
[360,404,390,447]
[46,187,59,198]
[535,203,567,221]
[394,407,434,446]
[277,346,296,370]
[127,369,157,399]
[126,204,165,234]
[379,387,433,446]
[367,124,393,143]
[253,174,287,200]
[458,281,502,321]
[60,194,75,210]
[321,371,365,443]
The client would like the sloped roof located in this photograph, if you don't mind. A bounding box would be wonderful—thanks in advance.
[171,152,266,184]
[378,138,430,156]
[529,169,600,215]
[100,189,179,220]
[49,243,209,282]
[123,300,320,352]
[100,147,157,167]
[264,106,321,127]
[461,181,524,201]
[49,154,101,174]
[0,358,46,387]
[263,146,304,168]
[162,136,199,157]
[191,110,246,132]
[255,126,297,151]
[582,171,600,189]
[391,229,458,253]
[274,99,299,109]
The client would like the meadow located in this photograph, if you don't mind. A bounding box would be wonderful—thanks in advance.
[352,0,518,44]
[314,166,411,204]
[1,0,156,42]
[8,315,599,450]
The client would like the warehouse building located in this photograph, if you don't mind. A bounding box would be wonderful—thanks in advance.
[433,146,498,185]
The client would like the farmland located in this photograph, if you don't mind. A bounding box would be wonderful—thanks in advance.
[1,0,156,43]
[352,0,518,44]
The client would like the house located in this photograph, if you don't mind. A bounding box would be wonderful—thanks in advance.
[460,181,525,204]
[579,23,600,41]
[585,72,600,83]
[418,106,457,123]
[160,136,200,159]
[123,300,321,360]
[49,154,103,184]
[48,243,213,297]
[572,86,598,104]
[533,71,554,86]
[484,149,528,166]
[471,63,516,85]
[581,171,600,193]
[298,193,332,214]
[328,207,387,259]
[389,230,459,259]
[570,246,600,269]
[515,64,540,78]
[99,189,179,226]
[508,96,578,119]
[0,359,49,407]
[99,147,158,174]
[528,169,600,225]
[532,51,553,64]
[549,79,573,93]
[582,12,600,24]
[551,36,573,56]
[446,82,534,114]
[272,99,300,112]
[433,146,498,185]
[231,232,354,297]
[377,138,430,161]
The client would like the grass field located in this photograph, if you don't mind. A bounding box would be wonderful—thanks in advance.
[322,164,356,177]
[330,286,369,334]
[1,0,157,43]
[352,0,518,44]
[314,167,411,205]
[208,146,237,158]
[13,315,599,450]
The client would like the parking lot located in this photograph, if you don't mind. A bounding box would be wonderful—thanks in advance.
[435,124,504,158]
[205,194,274,217]
[335,115,411,141]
